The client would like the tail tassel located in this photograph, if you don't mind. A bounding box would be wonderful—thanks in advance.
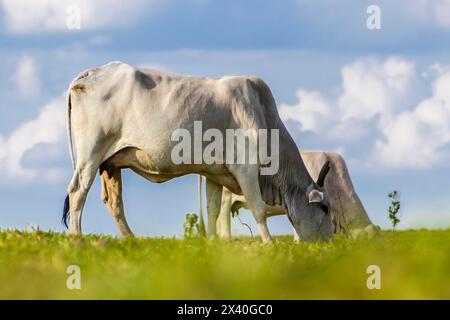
[62,194,70,229]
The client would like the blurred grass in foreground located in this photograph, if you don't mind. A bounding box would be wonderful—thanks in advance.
[0,229,449,299]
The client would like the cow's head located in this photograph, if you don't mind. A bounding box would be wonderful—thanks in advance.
[289,161,333,242]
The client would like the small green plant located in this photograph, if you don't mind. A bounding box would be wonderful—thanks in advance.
[388,191,401,230]
[183,213,201,238]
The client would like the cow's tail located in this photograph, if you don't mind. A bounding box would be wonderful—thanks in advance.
[67,89,76,172]
[198,175,206,237]
[62,88,75,229]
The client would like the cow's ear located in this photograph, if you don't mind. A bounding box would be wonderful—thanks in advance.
[316,161,330,187]
[308,189,324,203]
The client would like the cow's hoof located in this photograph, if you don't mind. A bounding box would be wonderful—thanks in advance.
[364,224,380,239]
[351,224,380,240]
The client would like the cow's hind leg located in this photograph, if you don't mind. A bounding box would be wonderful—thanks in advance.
[101,167,134,237]
[65,160,100,235]
[228,165,273,244]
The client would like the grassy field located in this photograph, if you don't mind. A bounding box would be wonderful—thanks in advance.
[0,229,449,299]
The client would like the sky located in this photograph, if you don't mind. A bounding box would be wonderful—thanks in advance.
[0,0,450,237]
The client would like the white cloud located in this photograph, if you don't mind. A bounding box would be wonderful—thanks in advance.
[280,57,450,169]
[279,89,332,133]
[0,136,6,159]
[0,97,66,183]
[339,57,416,121]
[15,55,40,98]
[374,70,450,168]
[280,57,417,138]
[0,0,159,33]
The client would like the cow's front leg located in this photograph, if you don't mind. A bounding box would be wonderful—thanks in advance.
[255,216,272,244]
[216,189,233,239]
[100,167,134,237]
[228,165,273,244]
[205,178,223,238]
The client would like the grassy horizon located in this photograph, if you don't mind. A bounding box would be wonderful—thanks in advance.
[0,229,449,299]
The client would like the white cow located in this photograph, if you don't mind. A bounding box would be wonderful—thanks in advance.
[63,62,333,243]
[206,151,379,240]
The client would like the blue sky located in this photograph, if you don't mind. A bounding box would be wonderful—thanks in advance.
[0,0,450,237]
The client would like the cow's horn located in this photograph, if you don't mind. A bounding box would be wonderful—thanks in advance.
[316,160,330,187]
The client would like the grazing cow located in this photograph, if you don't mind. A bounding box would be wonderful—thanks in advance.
[209,151,380,240]
[63,62,332,243]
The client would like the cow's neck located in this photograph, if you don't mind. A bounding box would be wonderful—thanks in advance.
[259,133,314,208]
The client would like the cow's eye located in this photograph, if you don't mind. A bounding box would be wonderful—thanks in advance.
[320,204,329,214]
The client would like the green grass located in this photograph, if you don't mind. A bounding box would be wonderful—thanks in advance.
[0,229,449,299]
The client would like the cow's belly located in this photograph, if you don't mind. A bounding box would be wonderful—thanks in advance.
[102,147,241,192]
